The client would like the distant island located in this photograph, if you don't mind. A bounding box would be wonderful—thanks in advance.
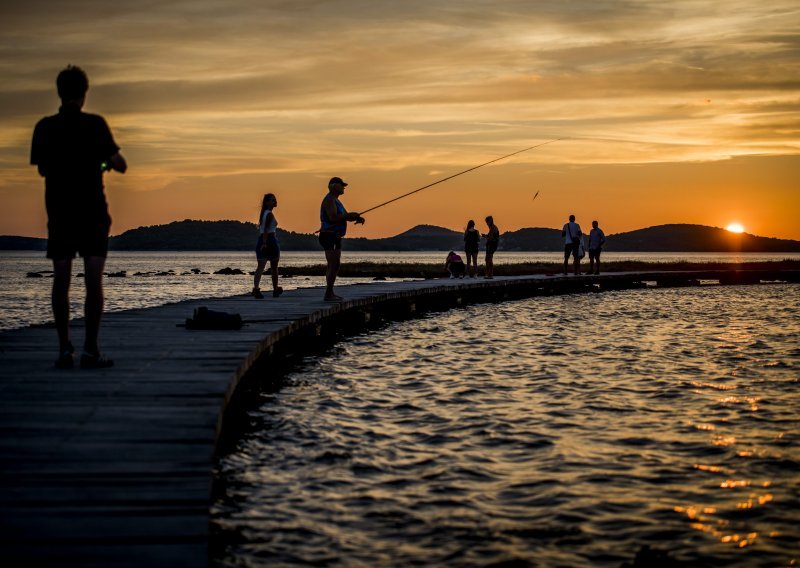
[2,220,799,252]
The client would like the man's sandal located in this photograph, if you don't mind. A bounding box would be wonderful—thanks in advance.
[55,343,75,369]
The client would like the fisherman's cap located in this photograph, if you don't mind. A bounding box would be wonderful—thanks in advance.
[328,176,348,187]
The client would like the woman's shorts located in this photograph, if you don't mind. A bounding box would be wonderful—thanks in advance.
[589,248,601,261]
[319,231,343,251]
[465,245,479,255]
[256,233,280,261]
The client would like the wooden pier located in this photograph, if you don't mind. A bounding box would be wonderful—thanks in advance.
[0,269,797,567]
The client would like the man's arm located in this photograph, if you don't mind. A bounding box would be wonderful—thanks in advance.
[31,120,47,177]
[323,196,364,225]
[98,116,126,173]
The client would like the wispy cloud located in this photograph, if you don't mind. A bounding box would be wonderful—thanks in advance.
[1,0,798,237]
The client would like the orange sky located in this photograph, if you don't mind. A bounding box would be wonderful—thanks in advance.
[1,1,798,239]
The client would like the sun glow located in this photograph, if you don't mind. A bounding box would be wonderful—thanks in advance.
[726,223,745,233]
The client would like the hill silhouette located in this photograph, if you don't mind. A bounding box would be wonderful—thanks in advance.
[107,220,318,251]
[347,224,464,251]
[0,236,47,251]
[2,221,798,252]
[501,228,564,251]
[606,224,800,252]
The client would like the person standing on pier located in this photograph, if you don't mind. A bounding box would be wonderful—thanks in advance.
[30,65,127,369]
[562,214,583,275]
[588,220,606,275]
[253,193,283,299]
[464,219,480,278]
[482,215,500,279]
[319,177,365,302]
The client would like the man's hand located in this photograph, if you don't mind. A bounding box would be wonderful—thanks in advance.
[347,212,365,224]
[108,152,127,174]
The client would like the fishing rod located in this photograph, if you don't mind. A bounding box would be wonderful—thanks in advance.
[359,138,566,216]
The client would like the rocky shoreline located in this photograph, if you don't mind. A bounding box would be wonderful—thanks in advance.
[24,259,800,280]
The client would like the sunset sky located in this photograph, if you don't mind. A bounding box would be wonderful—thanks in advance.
[1,0,798,239]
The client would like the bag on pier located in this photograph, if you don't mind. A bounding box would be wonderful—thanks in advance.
[578,238,586,260]
[185,307,243,330]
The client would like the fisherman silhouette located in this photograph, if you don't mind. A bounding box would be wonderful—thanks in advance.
[318,177,365,301]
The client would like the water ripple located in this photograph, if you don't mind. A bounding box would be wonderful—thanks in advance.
[213,284,800,567]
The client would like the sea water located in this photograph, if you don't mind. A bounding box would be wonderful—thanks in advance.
[1,250,797,331]
[212,284,800,567]
[0,250,387,331]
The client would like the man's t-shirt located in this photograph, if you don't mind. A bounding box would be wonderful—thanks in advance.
[31,105,119,223]
[563,222,582,244]
[589,228,606,250]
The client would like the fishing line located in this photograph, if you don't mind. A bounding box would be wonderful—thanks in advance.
[359,138,566,216]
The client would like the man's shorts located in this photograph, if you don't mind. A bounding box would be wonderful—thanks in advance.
[589,248,601,261]
[486,241,498,255]
[319,231,343,251]
[256,233,280,261]
[47,214,111,260]
[564,242,580,260]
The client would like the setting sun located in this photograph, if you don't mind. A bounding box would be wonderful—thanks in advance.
[726,223,746,233]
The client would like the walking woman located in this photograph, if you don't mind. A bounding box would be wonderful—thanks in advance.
[464,219,480,278]
[253,193,283,298]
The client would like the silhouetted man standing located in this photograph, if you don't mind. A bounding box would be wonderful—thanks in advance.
[31,65,127,368]
[318,177,364,301]
[588,220,606,275]
[562,214,583,275]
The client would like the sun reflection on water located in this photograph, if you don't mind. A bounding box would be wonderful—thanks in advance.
[676,504,766,549]
[720,479,751,488]
[214,284,800,566]
[712,435,738,446]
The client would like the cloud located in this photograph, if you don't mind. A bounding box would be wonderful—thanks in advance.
[2,0,799,237]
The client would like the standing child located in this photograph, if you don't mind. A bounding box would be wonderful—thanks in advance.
[482,216,500,279]
[253,193,283,298]
[463,219,480,278]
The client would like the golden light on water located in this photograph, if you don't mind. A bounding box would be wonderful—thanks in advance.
[676,504,772,549]
[720,479,751,488]
[726,223,746,233]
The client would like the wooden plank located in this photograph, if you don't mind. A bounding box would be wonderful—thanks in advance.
[1,270,797,566]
